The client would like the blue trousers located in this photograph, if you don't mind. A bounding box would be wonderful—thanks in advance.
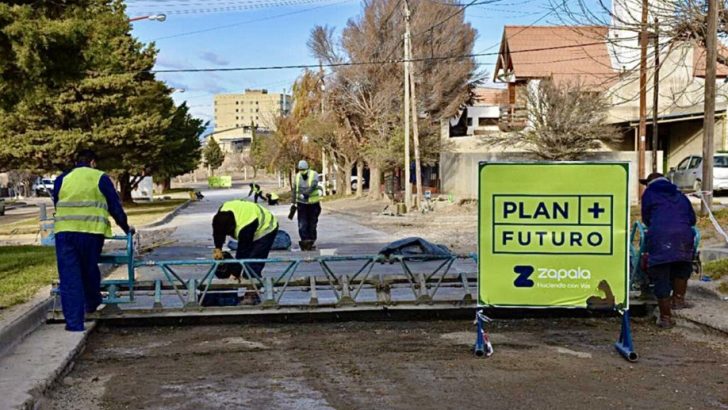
[235,228,278,278]
[648,261,692,299]
[55,232,105,331]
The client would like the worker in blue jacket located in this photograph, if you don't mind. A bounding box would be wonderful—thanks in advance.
[53,150,133,331]
[640,172,696,329]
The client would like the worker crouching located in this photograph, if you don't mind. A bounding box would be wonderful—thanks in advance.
[212,200,279,302]
[640,172,696,328]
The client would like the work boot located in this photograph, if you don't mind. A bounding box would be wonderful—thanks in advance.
[656,298,674,329]
[300,240,315,251]
[299,240,307,251]
[671,278,694,310]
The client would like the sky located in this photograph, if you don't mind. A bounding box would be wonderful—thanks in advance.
[125,0,606,130]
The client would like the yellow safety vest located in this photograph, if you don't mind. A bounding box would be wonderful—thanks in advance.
[295,171,321,204]
[220,200,278,241]
[270,192,280,200]
[54,167,112,237]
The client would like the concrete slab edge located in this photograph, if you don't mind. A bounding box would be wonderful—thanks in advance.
[674,312,728,336]
[140,199,191,229]
[23,322,97,410]
[0,294,53,359]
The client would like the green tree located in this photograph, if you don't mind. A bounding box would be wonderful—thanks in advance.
[154,103,206,192]
[203,138,224,176]
[0,1,201,202]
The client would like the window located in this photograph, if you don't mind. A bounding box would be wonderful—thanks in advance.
[688,156,702,169]
[236,109,239,112]
[677,157,691,170]
[466,117,473,126]
[478,117,497,127]
[256,109,259,113]
[715,156,728,168]
[236,101,239,105]
[236,116,239,120]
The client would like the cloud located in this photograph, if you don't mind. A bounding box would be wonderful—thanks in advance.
[199,51,230,66]
[155,55,189,70]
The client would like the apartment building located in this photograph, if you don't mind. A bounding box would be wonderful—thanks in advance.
[212,89,291,152]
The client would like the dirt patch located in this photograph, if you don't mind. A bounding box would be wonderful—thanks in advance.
[46,319,728,409]
[326,197,477,253]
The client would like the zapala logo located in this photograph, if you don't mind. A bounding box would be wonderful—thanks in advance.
[513,265,535,287]
[513,265,591,287]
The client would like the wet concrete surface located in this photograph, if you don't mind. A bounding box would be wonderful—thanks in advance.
[46,318,728,410]
[106,188,476,293]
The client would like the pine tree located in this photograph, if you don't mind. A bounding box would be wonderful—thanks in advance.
[203,138,224,176]
[0,1,203,201]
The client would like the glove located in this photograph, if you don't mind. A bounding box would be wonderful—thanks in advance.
[298,194,306,201]
[213,248,224,260]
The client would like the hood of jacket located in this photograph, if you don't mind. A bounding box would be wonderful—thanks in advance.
[646,178,682,203]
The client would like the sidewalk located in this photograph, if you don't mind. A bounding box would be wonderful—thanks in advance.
[0,323,94,409]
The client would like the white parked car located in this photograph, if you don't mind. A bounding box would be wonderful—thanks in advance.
[667,153,728,192]
[32,177,55,196]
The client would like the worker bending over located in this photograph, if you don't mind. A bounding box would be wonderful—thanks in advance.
[293,160,322,251]
[212,199,279,278]
[248,183,263,203]
[53,149,133,332]
[640,172,696,328]
[266,192,280,206]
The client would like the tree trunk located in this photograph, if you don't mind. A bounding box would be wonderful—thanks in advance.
[118,172,134,204]
[155,177,171,194]
[355,160,364,198]
[343,159,353,196]
[368,164,382,200]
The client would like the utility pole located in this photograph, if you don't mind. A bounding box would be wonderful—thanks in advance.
[403,0,412,210]
[652,18,660,174]
[637,0,648,200]
[702,0,718,215]
[405,0,423,209]
[320,68,327,197]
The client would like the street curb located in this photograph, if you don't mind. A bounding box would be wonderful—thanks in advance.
[0,292,53,359]
[22,322,97,410]
[140,199,191,229]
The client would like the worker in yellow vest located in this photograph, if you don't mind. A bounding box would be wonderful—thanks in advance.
[248,182,263,203]
[212,200,279,280]
[52,149,133,332]
[265,191,280,206]
[292,160,322,251]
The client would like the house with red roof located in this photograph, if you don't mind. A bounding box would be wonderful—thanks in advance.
[440,10,728,200]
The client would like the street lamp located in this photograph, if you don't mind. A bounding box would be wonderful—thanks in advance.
[129,14,167,22]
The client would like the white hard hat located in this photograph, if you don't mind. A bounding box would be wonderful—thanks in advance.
[297,160,309,170]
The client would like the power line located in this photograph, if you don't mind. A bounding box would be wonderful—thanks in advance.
[130,0,333,16]
[149,41,612,73]
[152,0,352,41]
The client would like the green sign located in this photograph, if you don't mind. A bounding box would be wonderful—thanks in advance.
[478,162,629,309]
[208,176,232,188]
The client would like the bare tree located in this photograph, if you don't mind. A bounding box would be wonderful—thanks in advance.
[308,0,479,200]
[490,80,620,160]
